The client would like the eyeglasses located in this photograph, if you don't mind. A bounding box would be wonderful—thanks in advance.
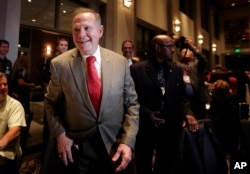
[158,44,175,48]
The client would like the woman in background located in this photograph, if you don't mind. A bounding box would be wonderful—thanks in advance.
[208,79,240,155]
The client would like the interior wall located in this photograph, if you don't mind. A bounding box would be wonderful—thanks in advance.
[105,0,135,54]
[0,0,21,64]
[179,12,194,40]
[116,0,135,54]
[136,0,168,31]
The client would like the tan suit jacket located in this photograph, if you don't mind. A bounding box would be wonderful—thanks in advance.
[44,47,139,153]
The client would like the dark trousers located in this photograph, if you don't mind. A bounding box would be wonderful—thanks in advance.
[188,97,206,120]
[42,112,49,160]
[0,156,18,174]
[41,131,133,174]
[135,125,181,174]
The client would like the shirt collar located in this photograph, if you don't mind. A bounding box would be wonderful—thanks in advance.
[81,46,101,64]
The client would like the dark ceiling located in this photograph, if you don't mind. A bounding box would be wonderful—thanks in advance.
[217,0,250,9]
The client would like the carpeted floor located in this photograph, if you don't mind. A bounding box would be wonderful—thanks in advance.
[19,102,44,174]
[19,152,42,174]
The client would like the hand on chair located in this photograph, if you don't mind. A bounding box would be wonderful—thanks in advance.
[183,115,199,132]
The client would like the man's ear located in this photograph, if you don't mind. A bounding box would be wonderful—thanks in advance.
[98,25,104,38]
[155,44,161,52]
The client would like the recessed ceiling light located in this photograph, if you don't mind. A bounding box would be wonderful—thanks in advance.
[28,0,31,2]
[63,10,67,14]
[231,3,235,6]
[31,19,36,22]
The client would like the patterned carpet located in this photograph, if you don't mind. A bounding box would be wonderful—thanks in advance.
[19,152,42,174]
[19,102,44,174]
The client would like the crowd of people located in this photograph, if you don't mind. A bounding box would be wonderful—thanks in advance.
[0,7,250,174]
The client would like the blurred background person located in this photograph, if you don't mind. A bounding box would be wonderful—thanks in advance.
[207,79,240,156]
[121,40,140,66]
[11,54,36,160]
[0,72,26,174]
[12,54,36,115]
[209,65,241,99]
[0,40,13,92]
[231,69,250,103]
[174,38,210,120]
[209,64,229,84]
[42,37,69,87]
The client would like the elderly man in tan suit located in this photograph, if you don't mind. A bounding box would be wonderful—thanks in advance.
[42,8,139,174]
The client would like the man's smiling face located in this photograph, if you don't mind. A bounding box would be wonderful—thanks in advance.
[72,12,104,55]
[0,76,8,103]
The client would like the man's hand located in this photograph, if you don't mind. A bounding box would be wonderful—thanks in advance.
[57,132,74,166]
[184,115,199,132]
[185,38,199,53]
[112,144,132,172]
[150,111,166,127]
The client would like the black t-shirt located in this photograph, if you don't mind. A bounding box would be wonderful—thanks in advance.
[0,57,12,88]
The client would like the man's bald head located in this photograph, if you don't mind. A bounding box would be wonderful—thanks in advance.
[151,35,173,46]
[151,35,175,62]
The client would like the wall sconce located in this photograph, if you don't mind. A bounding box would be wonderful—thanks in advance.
[123,0,132,8]
[212,43,217,52]
[173,19,181,32]
[197,34,204,44]
[45,45,52,56]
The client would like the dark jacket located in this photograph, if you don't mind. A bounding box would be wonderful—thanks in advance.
[175,52,210,103]
[0,57,12,91]
[208,91,240,154]
[130,59,193,134]
[177,120,228,174]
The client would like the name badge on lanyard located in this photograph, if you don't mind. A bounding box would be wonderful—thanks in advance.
[183,75,191,83]
[160,87,165,95]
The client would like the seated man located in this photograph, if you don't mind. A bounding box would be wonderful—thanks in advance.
[0,72,26,174]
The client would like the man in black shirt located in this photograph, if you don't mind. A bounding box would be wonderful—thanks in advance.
[0,40,12,88]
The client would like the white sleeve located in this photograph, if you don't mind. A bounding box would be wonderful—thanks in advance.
[8,99,26,128]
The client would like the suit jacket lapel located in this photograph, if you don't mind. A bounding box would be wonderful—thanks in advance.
[165,63,175,95]
[145,61,162,94]
[69,49,96,117]
[99,48,112,114]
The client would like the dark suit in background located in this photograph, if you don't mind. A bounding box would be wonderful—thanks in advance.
[130,35,197,174]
